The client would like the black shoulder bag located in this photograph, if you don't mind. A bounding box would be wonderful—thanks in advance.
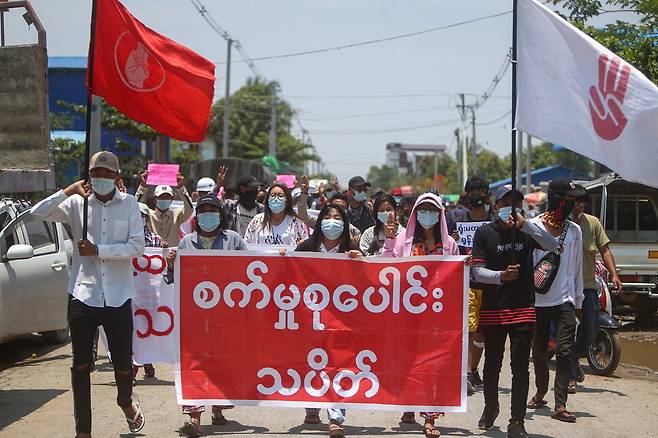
[533,222,569,294]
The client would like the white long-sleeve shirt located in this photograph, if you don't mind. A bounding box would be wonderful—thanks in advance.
[530,217,584,309]
[31,190,145,307]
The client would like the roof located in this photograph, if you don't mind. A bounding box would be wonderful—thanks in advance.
[489,165,592,189]
[48,56,87,69]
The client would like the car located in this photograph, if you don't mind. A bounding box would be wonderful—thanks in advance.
[580,174,658,316]
[0,199,73,344]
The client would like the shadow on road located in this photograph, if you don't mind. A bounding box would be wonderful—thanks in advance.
[0,334,69,372]
[0,388,67,429]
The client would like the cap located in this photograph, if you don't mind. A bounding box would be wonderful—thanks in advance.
[196,194,222,210]
[495,184,524,202]
[89,151,119,172]
[549,178,587,198]
[138,202,150,216]
[574,184,589,201]
[237,175,260,190]
[196,177,216,192]
[154,185,175,197]
[348,176,371,189]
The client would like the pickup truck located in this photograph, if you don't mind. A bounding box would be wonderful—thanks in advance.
[580,174,658,316]
[0,199,72,344]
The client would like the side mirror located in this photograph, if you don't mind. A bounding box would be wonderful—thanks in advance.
[6,244,34,261]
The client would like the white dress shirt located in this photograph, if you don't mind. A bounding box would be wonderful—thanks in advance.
[31,189,145,307]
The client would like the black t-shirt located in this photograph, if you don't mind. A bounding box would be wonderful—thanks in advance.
[471,220,538,326]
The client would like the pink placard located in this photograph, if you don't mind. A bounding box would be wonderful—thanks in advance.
[275,174,296,189]
[147,163,180,186]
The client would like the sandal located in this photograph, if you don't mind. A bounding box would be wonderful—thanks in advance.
[552,409,576,423]
[527,396,548,409]
[400,412,416,424]
[182,420,202,437]
[144,364,156,378]
[304,412,321,424]
[125,399,145,433]
[424,421,441,437]
[329,421,345,438]
[211,412,227,426]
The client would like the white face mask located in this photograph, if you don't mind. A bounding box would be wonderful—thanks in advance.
[90,178,116,196]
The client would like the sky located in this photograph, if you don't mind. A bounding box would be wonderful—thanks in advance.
[4,0,633,185]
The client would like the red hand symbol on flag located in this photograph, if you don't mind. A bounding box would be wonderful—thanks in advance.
[588,54,631,140]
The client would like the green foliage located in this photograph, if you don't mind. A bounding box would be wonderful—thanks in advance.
[208,77,320,170]
[367,165,401,191]
[171,144,201,182]
[51,137,85,188]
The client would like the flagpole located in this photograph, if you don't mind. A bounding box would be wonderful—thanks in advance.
[82,0,99,240]
[510,0,518,253]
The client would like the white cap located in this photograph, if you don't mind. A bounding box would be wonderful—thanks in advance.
[138,202,150,216]
[196,177,216,192]
[154,185,174,197]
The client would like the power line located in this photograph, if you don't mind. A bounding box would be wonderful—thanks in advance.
[476,110,512,126]
[213,9,512,64]
[312,118,461,135]
[299,105,454,121]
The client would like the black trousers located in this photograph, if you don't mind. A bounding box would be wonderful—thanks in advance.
[481,323,534,423]
[532,302,577,409]
[68,296,134,433]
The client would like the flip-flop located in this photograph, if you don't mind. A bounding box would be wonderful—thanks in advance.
[424,423,441,437]
[125,399,145,433]
[527,396,548,409]
[552,410,577,423]
[181,421,202,437]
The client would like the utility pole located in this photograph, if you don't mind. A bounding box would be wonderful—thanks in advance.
[526,133,532,193]
[454,128,462,188]
[268,83,277,157]
[222,38,233,159]
[89,95,102,155]
[516,130,524,192]
[458,93,469,184]
[470,106,478,175]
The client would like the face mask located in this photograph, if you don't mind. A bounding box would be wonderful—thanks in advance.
[90,178,116,196]
[353,191,367,202]
[498,206,512,222]
[468,194,487,209]
[377,211,391,224]
[321,219,344,240]
[268,197,286,214]
[325,190,336,200]
[240,190,258,207]
[547,189,575,221]
[197,212,221,232]
[156,199,172,211]
[416,210,439,229]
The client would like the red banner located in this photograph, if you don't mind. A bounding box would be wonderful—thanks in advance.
[175,251,468,412]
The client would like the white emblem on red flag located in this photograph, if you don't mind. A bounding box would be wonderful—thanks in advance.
[114,31,166,92]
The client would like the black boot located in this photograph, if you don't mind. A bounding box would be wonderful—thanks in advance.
[478,404,499,430]
[507,420,529,438]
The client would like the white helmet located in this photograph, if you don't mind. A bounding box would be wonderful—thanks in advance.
[196,177,216,193]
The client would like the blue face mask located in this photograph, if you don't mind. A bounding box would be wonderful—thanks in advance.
[90,178,116,196]
[498,206,512,222]
[156,199,172,211]
[321,219,344,240]
[197,212,221,232]
[377,211,391,224]
[353,190,367,202]
[268,196,286,214]
[416,210,440,229]
[325,190,336,200]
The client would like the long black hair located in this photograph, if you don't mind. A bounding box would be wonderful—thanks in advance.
[306,204,352,252]
[263,183,298,230]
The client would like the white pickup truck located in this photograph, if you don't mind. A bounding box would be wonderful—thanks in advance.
[0,199,72,343]
[581,175,658,316]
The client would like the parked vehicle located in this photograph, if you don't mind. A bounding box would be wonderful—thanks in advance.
[580,174,658,316]
[0,199,73,344]
[587,263,622,376]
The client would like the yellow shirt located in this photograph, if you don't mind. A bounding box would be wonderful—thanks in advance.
[576,213,610,290]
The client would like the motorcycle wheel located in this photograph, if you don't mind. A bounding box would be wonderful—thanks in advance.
[587,329,621,376]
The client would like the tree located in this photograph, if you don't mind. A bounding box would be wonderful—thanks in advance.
[208,77,320,171]
[367,165,401,191]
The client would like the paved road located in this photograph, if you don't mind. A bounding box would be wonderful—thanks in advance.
[1,335,657,437]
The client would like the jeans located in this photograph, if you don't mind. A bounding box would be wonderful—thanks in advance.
[571,289,599,379]
[68,296,134,433]
[532,303,577,409]
[481,323,534,423]
[305,408,346,425]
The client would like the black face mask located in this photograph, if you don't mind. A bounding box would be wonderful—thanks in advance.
[239,190,258,208]
[467,194,487,209]
[547,189,575,221]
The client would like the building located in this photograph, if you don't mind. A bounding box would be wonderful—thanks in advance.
[489,164,593,190]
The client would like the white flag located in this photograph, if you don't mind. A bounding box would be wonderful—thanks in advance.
[516,0,658,188]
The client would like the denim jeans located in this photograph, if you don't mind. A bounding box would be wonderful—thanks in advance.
[571,289,600,379]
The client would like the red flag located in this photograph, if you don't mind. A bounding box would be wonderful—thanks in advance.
[90,0,215,142]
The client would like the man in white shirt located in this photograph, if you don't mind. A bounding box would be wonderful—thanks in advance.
[528,178,585,425]
[31,151,146,437]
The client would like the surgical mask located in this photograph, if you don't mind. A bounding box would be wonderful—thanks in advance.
[321,219,344,240]
[90,178,116,196]
[498,206,512,222]
[268,197,286,214]
[156,199,172,211]
[353,191,367,202]
[416,210,439,229]
[377,211,391,224]
[197,212,221,232]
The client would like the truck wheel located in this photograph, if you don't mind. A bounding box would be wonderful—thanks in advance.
[587,329,621,376]
[41,328,69,345]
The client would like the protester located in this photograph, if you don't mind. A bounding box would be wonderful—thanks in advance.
[295,203,361,438]
[360,193,403,256]
[397,196,415,228]
[381,191,459,437]
[216,174,264,237]
[165,194,247,437]
[136,169,193,246]
[31,151,146,437]
[568,185,622,393]
[471,184,559,437]
[347,176,375,233]
[244,183,309,247]
[528,178,585,424]
[192,177,217,202]
[256,187,268,205]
